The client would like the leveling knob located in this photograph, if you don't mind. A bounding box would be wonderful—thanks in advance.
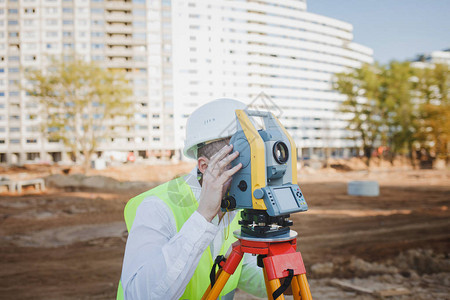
[221,196,236,210]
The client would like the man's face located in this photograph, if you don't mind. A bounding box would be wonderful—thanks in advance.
[197,138,234,197]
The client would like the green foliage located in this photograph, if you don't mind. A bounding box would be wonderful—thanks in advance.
[333,63,388,165]
[333,61,449,167]
[414,63,450,160]
[25,57,133,170]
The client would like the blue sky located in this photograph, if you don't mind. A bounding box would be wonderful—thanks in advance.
[307,0,450,64]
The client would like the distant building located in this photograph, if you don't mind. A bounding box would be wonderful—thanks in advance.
[0,0,373,165]
[411,49,450,68]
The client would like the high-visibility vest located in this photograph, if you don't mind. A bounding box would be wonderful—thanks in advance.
[117,176,243,299]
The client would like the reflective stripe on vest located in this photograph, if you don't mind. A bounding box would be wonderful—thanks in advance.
[117,176,243,300]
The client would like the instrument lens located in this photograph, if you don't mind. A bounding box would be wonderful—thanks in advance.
[273,141,289,164]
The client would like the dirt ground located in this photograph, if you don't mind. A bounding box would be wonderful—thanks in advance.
[0,163,449,299]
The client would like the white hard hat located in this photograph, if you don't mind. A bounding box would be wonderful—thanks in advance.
[183,98,247,159]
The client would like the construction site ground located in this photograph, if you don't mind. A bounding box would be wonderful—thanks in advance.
[0,162,449,299]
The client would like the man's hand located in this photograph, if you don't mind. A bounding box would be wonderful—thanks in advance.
[197,144,242,222]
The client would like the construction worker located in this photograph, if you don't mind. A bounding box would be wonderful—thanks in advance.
[118,99,267,299]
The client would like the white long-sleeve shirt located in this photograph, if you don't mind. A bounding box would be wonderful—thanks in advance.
[120,168,266,299]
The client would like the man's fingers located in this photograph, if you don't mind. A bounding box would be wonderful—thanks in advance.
[209,144,233,166]
[217,151,239,171]
[220,163,242,181]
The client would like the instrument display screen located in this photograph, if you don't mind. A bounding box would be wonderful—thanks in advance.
[273,187,298,212]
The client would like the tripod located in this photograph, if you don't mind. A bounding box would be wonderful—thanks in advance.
[201,230,312,300]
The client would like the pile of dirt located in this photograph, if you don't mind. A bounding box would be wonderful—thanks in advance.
[308,249,450,299]
[45,174,156,193]
[310,249,450,279]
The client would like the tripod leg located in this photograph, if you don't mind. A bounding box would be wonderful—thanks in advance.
[268,278,285,300]
[205,271,231,300]
[263,267,273,300]
[201,269,222,300]
[291,274,302,300]
[297,274,312,300]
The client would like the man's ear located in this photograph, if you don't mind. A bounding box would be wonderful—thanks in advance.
[197,156,209,174]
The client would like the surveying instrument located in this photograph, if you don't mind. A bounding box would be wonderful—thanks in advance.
[202,109,312,300]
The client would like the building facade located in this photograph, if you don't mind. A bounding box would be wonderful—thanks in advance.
[411,49,450,68]
[0,0,373,164]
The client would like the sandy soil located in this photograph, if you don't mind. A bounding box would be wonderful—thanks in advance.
[0,164,449,299]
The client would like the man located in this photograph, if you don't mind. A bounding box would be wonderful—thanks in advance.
[118,99,267,299]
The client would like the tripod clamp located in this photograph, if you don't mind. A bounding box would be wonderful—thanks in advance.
[209,255,226,288]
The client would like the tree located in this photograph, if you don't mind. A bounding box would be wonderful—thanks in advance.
[25,57,134,172]
[384,61,417,165]
[333,63,388,167]
[414,63,450,164]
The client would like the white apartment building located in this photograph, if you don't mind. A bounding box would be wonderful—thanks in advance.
[411,49,450,68]
[0,0,373,164]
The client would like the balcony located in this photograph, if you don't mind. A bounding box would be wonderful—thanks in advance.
[107,36,134,45]
[105,47,133,57]
[106,12,133,23]
[106,24,133,34]
[106,59,133,69]
[105,1,133,11]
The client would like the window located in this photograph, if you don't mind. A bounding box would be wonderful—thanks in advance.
[91,8,103,14]
[63,20,74,25]
[45,7,57,14]
[134,21,146,28]
[10,127,20,132]
[46,31,58,37]
[133,10,145,16]
[24,8,36,14]
[26,139,37,143]
[63,31,73,37]
[91,55,104,61]
[77,19,88,26]
[24,43,37,50]
[26,126,39,132]
[9,91,20,97]
[8,9,18,14]
[91,43,104,49]
[8,56,19,61]
[46,19,58,26]
[8,68,19,73]
[91,32,104,37]
[8,32,19,38]
[0,69,4,73]
[62,7,73,13]
[8,20,18,26]
[133,33,146,39]
[24,55,36,61]
[24,31,36,38]
[10,139,20,144]
[63,43,73,49]
[24,20,36,26]
[91,20,104,26]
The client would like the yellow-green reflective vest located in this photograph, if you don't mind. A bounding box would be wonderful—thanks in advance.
[117,176,243,300]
